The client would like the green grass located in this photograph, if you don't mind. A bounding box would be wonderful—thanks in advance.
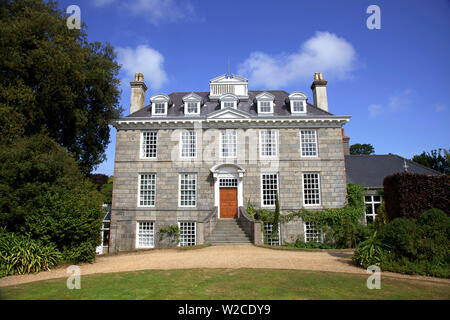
[1,268,449,300]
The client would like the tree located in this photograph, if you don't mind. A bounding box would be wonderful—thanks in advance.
[350,143,375,155]
[0,0,122,174]
[100,176,113,204]
[412,148,450,174]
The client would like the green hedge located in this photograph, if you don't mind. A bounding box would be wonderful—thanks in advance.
[383,172,449,220]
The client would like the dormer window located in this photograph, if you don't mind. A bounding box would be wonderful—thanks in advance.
[219,93,239,109]
[255,92,275,114]
[182,93,202,116]
[288,92,308,114]
[150,94,170,116]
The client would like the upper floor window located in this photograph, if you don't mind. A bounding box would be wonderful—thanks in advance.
[261,173,278,207]
[221,130,237,158]
[288,92,308,114]
[219,93,239,109]
[150,94,170,116]
[259,129,278,157]
[300,130,318,157]
[292,100,305,113]
[302,172,321,206]
[186,102,199,114]
[141,131,157,158]
[180,130,197,158]
[138,174,156,207]
[179,173,197,207]
[182,93,202,115]
[255,92,275,114]
[223,102,235,108]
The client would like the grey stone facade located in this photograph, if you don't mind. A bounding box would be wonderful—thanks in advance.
[110,125,347,252]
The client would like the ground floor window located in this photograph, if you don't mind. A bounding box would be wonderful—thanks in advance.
[263,222,280,246]
[304,222,322,242]
[178,221,196,246]
[136,221,154,248]
[101,221,110,246]
[364,194,382,223]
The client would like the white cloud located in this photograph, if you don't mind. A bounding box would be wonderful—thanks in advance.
[435,103,447,112]
[368,90,412,118]
[237,31,357,88]
[368,104,383,119]
[116,45,168,90]
[388,89,412,112]
[91,0,195,25]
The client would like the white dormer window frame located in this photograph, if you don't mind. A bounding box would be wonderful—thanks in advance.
[182,93,202,116]
[288,92,308,115]
[150,94,170,116]
[219,93,239,110]
[255,92,275,114]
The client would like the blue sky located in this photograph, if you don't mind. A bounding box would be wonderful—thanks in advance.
[58,0,450,176]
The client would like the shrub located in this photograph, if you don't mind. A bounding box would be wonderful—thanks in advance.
[23,182,104,263]
[383,172,449,220]
[0,231,61,277]
[286,239,333,249]
[378,218,422,260]
[353,231,391,268]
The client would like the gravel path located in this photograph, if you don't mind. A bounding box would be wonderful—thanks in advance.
[1,245,448,288]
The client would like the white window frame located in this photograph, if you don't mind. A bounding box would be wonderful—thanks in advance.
[222,101,236,109]
[259,129,278,158]
[178,221,197,246]
[291,99,306,114]
[138,173,156,207]
[299,129,318,157]
[364,194,383,223]
[140,131,158,159]
[178,173,197,207]
[185,102,200,115]
[304,221,323,243]
[152,102,167,116]
[260,173,279,208]
[302,172,321,206]
[179,130,197,158]
[136,221,155,248]
[220,129,237,158]
[257,100,273,114]
[263,222,281,246]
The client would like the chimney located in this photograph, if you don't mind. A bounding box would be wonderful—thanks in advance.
[342,128,350,155]
[310,72,328,112]
[130,72,147,115]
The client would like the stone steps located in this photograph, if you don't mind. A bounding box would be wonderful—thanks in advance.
[205,219,252,245]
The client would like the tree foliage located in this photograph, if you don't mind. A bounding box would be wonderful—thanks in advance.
[0,0,122,173]
[350,143,375,155]
[412,148,450,174]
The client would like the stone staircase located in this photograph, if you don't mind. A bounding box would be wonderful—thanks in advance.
[205,219,252,245]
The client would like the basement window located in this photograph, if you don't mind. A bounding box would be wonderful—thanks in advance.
[304,222,322,243]
[263,222,280,246]
[178,221,196,246]
[136,221,154,248]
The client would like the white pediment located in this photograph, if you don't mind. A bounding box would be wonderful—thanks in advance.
[207,108,251,120]
[209,74,248,84]
[182,92,202,102]
[255,91,275,101]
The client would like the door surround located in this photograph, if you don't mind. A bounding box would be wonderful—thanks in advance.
[210,163,245,218]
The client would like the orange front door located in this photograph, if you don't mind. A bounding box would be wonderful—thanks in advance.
[220,188,238,218]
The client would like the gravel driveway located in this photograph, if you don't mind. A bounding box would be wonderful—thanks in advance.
[1,245,448,287]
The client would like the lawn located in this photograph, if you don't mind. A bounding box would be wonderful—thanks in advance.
[1,268,449,300]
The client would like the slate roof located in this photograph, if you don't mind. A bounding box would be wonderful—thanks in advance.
[345,154,441,189]
[126,90,332,118]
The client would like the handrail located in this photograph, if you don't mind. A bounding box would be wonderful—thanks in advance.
[202,206,218,238]
[237,206,262,244]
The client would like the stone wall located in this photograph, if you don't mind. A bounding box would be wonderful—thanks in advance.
[110,126,347,251]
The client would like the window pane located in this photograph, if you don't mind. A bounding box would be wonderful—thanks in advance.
[181,131,196,157]
[179,222,196,246]
[221,130,237,157]
[264,222,280,246]
[139,174,156,206]
[293,101,304,112]
[142,131,157,158]
[154,103,165,114]
[303,173,320,205]
[262,174,278,206]
[137,222,154,248]
[260,129,277,156]
[300,130,317,156]
[180,173,197,206]
[260,101,271,112]
[187,102,198,114]
[305,222,322,242]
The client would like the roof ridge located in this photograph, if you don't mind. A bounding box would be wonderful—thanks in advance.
[390,153,443,175]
